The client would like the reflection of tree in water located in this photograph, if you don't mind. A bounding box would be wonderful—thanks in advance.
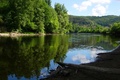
[0,35,69,80]
[69,34,119,50]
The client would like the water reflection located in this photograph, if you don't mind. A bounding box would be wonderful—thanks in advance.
[64,33,120,64]
[0,33,119,80]
[69,33,118,50]
[0,35,69,80]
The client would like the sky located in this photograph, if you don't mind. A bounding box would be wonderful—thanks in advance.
[51,0,120,16]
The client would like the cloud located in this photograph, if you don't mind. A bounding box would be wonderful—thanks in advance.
[73,0,111,16]
[79,1,92,11]
[92,5,108,16]
[73,1,91,11]
[73,4,79,10]
[89,0,111,4]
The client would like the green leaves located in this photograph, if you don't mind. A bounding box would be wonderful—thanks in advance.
[45,0,51,6]
[44,5,59,33]
[54,3,69,33]
[5,0,46,33]
[110,22,120,36]
[1,0,70,34]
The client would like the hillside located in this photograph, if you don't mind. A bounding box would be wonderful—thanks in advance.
[69,15,120,27]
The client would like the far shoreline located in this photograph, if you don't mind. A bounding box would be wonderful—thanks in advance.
[0,32,67,37]
[0,32,47,37]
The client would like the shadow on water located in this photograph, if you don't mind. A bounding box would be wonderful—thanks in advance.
[0,33,119,80]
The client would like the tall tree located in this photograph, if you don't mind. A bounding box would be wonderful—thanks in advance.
[5,0,59,33]
[2,0,70,34]
[54,3,69,33]
[44,5,59,33]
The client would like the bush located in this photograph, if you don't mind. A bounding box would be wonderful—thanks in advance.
[110,22,120,35]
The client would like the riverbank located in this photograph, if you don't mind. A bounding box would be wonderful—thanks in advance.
[0,33,45,37]
[45,45,120,80]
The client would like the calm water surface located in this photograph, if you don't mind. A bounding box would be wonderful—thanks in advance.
[0,33,119,80]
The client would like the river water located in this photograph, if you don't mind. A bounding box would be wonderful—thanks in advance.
[0,33,119,80]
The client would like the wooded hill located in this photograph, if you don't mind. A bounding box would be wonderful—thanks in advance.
[69,15,120,27]
[69,15,120,35]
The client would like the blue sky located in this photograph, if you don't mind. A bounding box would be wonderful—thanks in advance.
[52,0,120,16]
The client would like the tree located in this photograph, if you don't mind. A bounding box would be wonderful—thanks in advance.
[110,22,120,36]
[45,0,51,6]
[1,0,71,34]
[4,0,63,34]
[5,0,37,32]
[44,5,59,33]
[54,3,69,33]
[4,0,46,33]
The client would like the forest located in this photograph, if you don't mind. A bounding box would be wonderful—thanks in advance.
[69,15,120,35]
[0,0,70,34]
[0,0,120,36]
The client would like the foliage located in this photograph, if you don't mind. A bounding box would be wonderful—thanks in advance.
[0,16,3,25]
[5,0,46,33]
[88,15,120,27]
[1,0,120,34]
[69,15,120,34]
[45,0,51,6]
[54,3,69,33]
[70,23,109,34]
[69,15,96,27]
[0,0,9,15]
[44,5,59,33]
[110,22,120,36]
[69,15,120,27]
[0,0,70,34]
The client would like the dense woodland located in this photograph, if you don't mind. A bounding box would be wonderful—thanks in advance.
[69,15,120,35]
[0,0,120,35]
[0,0,70,34]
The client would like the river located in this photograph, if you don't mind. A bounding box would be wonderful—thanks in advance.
[0,33,119,80]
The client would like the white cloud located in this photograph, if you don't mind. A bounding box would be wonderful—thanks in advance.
[73,4,79,10]
[73,0,111,16]
[89,0,111,4]
[92,5,107,16]
[79,1,92,11]
[73,1,91,11]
